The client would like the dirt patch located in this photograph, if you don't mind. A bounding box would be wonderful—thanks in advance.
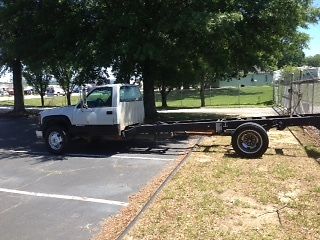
[218,190,280,232]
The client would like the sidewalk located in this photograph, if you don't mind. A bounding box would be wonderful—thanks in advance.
[0,106,277,117]
[158,107,276,117]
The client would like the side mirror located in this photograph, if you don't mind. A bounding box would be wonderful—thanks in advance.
[78,100,88,109]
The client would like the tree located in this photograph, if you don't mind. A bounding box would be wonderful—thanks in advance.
[154,62,196,108]
[0,1,100,111]
[0,1,31,113]
[50,62,105,106]
[281,66,301,82]
[95,1,319,120]
[23,67,51,107]
[277,33,308,67]
[305,54,320,67]
[1,1,319,117]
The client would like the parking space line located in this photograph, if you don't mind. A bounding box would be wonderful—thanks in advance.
[2,150,176,161]
[110,155,174,161]
[0,188,128,206]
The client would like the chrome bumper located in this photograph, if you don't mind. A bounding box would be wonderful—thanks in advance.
[35,130,43,138]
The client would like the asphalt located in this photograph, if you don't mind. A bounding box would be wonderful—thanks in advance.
[0,117,195,240]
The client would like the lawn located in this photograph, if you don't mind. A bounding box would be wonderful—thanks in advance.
[95,127,320,240]
[155,85,273,108]
[0,86,273,108]
[0,95,80,107]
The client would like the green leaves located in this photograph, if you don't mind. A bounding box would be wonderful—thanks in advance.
[0,0,319,114]
[305,54,320,67]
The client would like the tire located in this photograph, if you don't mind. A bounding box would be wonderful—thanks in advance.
[45,126,68,154]
[231,122,269,158]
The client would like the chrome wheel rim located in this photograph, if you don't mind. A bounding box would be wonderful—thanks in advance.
[237,130,262,154]
[48,131,63,151]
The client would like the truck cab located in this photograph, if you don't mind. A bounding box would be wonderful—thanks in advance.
[36,84,144,154]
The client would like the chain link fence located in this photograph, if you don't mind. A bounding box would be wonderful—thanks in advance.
[274,75,320,115]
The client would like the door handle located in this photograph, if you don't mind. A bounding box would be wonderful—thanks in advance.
[106,111,113,115]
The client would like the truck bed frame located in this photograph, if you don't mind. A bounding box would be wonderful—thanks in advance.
[124,113,320,158]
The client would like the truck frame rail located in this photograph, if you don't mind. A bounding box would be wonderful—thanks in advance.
[123,113,320,158]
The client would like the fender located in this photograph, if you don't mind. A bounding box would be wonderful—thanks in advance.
[42,115,72,133]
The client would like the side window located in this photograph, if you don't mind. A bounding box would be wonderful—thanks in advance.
[120,86,143,102]
[86,87,112,108]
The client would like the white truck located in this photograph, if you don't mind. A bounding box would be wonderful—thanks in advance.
[36,84,144,154]
[36,83,320,158]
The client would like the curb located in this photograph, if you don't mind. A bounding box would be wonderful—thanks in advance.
[116,136,203,240]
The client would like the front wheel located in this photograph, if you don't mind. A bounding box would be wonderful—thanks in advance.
[45,127,68,154]
[231,123,269,158]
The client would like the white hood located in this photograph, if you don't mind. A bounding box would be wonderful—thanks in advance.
[41,106,75,120]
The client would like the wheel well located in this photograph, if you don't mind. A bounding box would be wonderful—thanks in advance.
[43,116,71,134]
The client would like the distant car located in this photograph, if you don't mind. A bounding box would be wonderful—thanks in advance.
[72,86,80,93]
[46,86,65,96]
[24,89,34,95]
[24,87,34,95]
[7,89,14,95]
[0,89,9,96]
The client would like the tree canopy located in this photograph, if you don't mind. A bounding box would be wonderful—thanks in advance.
[305,54,320,67]
[0,0,319,117]
[95,0,320,118]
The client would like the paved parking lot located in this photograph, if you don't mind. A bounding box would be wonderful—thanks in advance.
[0,117,196,240]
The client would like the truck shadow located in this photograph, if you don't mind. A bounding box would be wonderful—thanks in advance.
[0,135,193,163]
[66,135,191,157]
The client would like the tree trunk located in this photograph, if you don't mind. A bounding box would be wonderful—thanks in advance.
[39,81,45,107]
[66,92,71,106]
[160,88,168,108]
[142,60,158,121]
[40,93,45,107]
[12,59,25,113]
[200,80,205,107]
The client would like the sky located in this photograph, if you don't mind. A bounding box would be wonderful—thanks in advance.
[302,0,320,56]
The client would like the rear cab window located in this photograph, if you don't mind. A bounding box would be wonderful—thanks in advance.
[120,86,142,102]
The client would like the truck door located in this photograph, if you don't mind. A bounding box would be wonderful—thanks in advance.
[73,87,115,127]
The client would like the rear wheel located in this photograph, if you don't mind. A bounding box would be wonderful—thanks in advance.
[45,126,68,154]
[231,123,269,158]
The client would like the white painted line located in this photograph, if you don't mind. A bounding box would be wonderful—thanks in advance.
[0,188,128,206]
[111,155,175,161]
[2,149,175,161]
[8,150,29,154]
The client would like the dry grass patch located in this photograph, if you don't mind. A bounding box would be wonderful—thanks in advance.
[124,128,320,240]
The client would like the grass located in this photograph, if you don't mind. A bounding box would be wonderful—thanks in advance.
[122,127,320,240]
[0,86,273,108]
[0,95,80,107]
[304,145,320,159]
[155,85,273,108]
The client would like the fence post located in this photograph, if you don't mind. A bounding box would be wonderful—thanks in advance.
[180,87,182,107]
[289,74,294,116]
[312,82,315,114]
[278,80,280,107]
[273,81,276,105]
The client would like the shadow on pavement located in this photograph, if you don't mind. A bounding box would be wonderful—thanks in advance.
[0,117,192,163]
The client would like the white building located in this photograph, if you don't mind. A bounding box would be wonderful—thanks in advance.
[0,71,13,90]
